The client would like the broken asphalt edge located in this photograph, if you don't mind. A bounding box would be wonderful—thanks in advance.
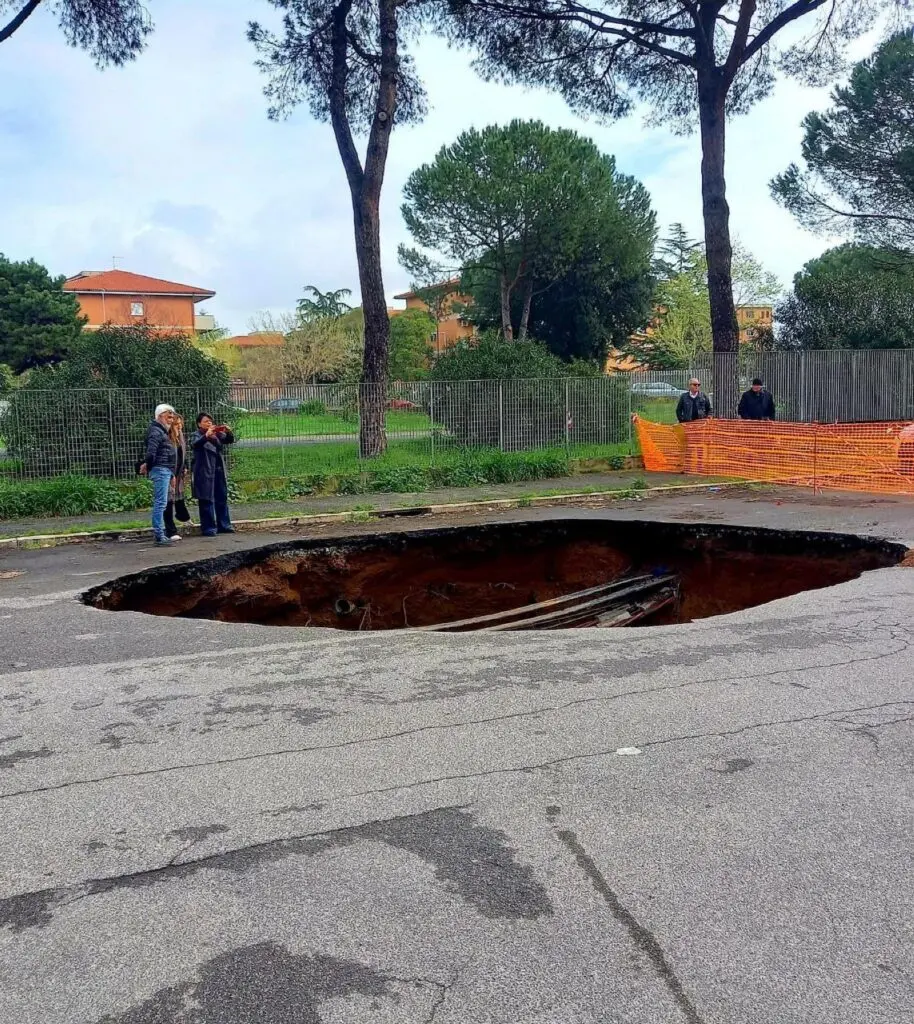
[0,480,753,550]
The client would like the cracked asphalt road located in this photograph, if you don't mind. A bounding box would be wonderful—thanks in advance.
[1,493,913,1023]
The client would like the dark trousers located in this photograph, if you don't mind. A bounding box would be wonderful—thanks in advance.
[164,501,178,538]
[198,471,232,534]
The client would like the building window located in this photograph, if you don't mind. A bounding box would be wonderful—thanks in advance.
[130,301,145,317]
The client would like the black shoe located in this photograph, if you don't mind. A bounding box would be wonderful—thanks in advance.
[217,527,236,534]
[202,530,218,537]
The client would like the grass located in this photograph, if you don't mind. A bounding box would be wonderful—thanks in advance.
[631,396,680,424]
[0,439,638,522]
[230,438,633,484]
[0,475,151,520]
[238,409,432,439]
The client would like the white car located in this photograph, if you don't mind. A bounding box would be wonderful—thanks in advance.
[631,382,682,398]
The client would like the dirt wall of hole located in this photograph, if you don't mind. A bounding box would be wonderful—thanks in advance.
[84,519,907,631]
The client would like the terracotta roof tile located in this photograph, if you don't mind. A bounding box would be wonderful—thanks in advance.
[63,270,215,299]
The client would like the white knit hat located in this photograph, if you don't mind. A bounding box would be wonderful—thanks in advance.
[154,403,176,417]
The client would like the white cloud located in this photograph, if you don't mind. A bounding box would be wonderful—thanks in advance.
[0,1,884,333]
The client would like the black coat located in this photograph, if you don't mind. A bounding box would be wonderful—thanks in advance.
[191,428,235,502]
[144,421,176,473]
[738,389,776,420]
[172,435,188,500]
[676,391,712,423]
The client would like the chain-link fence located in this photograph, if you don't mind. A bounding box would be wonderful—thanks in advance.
[1,349,913,483]
[630,349,914,423]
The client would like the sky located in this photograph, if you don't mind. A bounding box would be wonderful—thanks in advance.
[0,0,882,335]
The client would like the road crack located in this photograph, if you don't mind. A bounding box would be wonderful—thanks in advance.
[556,829,704,1024]
[1,640,907,802]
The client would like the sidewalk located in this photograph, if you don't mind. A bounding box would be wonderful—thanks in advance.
[0,471,732,539]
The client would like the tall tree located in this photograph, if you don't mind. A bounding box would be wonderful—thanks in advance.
[654,223,703,278]
[649,265,714,370]
[387,308,435,380]
[400,120,655,344]
[459,193,656,363]
[249,1,429,457]
[776,243,914,349]
[442,0,908,398]
[771,28,914,255]
[641,245,779,368]
[297,285,354,322]
[0,254,86,372]
[0,0,151,62]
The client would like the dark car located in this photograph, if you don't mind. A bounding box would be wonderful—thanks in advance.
[267,398,302,414]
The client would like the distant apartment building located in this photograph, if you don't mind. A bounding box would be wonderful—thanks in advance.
[393,278,476,354]
[63,270,216,333]
[736,305,773,335]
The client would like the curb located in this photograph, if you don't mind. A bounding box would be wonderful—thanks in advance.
[0,480,750,550]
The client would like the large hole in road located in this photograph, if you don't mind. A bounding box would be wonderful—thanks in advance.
[82,520,906,632]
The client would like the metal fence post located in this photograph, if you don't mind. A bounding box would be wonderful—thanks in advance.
[429,382,436,461]
[627,372,634,454]
[564,379,570,451]
[107,390,117,479]
[498,382,504,452]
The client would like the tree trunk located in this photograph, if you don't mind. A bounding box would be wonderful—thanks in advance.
[698,77,739,415]
[499,273,514,341]
[327,0,397,458]
[517,276,533,341]
[354,194,389,457]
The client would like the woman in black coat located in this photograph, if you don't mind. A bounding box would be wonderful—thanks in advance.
[191,412,236,536]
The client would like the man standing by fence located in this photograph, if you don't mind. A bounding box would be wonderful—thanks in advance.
[676,378,712,423]
[142,404,178,545]
[738,378,776,421]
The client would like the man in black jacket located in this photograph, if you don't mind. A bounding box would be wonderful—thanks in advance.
[676,378,712,423]
[142,404,177,545]
[737,378,776,421]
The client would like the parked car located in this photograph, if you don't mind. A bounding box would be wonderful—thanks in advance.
[631,382,682,398]
[267,398,303,414]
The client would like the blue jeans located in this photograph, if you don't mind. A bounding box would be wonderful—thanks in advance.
[149,467,173,541]
[198,470,232,535]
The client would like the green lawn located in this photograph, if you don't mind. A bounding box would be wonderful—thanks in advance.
[236,409,432,439]
[228,436,630,491]
[631,396,680,424]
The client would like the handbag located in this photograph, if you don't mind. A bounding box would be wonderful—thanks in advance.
[174,498,191,523]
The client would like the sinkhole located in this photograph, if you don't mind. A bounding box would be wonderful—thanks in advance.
[82,519,907,632]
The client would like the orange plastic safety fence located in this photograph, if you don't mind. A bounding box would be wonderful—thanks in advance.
[634,417,914,496]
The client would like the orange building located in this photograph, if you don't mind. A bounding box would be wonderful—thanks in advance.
[63,270,215,333]
[393,278,475,354]
[736,305,773,337]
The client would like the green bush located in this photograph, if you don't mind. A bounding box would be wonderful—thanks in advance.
[0,475,150,520]
[2,324,231,479]
[428,334,627,449]
[300,400,327,416]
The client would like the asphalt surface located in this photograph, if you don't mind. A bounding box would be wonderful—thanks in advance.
[0,489,913,1023]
